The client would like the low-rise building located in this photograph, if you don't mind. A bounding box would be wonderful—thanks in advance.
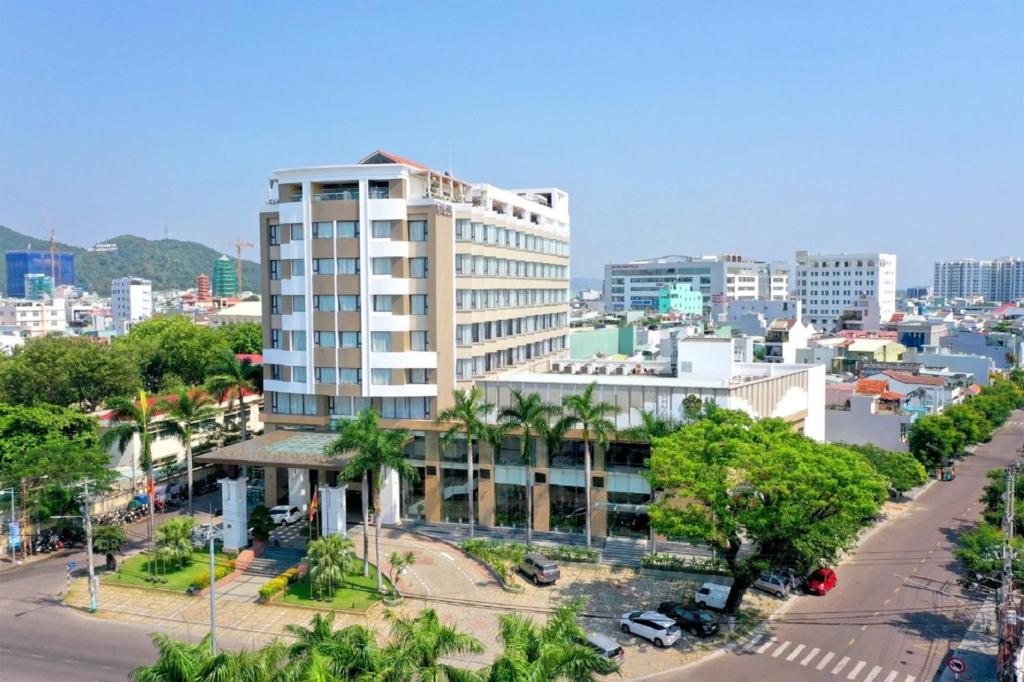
[0,298,67,337]
[940,330,1023,371]
[210,300,262,327]
[904,346,996,387]
[764,318,814,364]
[863,369,962,414]
[657,283,702,316]
[825,378,918,452]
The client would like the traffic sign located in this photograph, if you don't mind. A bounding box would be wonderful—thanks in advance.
[947,656,966,674]
[66,560,76,571]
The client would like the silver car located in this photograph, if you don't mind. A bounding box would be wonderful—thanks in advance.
[753,572,792,599]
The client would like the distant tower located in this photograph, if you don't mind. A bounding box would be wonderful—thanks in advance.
[197,273,212,302]
[211,256,238,298]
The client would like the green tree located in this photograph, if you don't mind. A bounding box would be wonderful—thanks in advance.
[956,523,1024,585]
[943,403,993,445]
[204,350,261,442]
[216,322,263,355]
[131,632,213,682]
[561,382,619,549]
[907,414,966,470]
[284,612,382,680]
[647,408,887,615]
[100,391,158,547]
[486,600,619,682]
[157,389,216,516]
[618,408,680,442]
[436,387,495,539]
[250,505,276,542]
[93,525,128,571]
[115,315,232,391]
[845,443,929,494]
[387,550,417,596]
[156,517,195,569]
[0,336,141,410]
[382,608,484,682]
[325,408,379,578]
[307,534,354,599]
[497,390,561,545]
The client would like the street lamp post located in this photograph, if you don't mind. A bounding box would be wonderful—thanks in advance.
[195,518,221,656]
[54,480,100,613]
[1,488,16,565]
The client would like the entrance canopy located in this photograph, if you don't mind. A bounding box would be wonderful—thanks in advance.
[196,430,355,471]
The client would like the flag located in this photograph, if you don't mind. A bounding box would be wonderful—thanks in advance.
[308,489,319,524]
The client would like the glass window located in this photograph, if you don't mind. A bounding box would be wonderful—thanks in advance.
[313,295,335,312]
[495,482,526,528]
[292,365,307,383]
[268,224,280,246]
[314,331,335,348]
[314,367,336,383]
[372,258,392,275]
[337,258,359,274]
[371,332,392,352]
[409,220,427,241]
[290,224,304,241]
[270,364,282,380]
[339,295,360,311]
[407,368,428,384]
[290,259,305,276]
[371,368,392,385]
[606,442,650,470]
[270,329,281,349]
[270,295,280,314]
[410,295,427,315]
[374,295,393,312]
[290,330,306,351]
[339,368,361,384]
[372,220,392,238]
[291,295,305,312]
[549,484,585,533]
[410,331,428,351]
[340,331,361,348]
[409,258,427,278]
[441,467,473,524]
[401,465,426,521]
[313,258,335,275]
[337,221,359,238]
[312,222,333,239]
[269,260,280,280]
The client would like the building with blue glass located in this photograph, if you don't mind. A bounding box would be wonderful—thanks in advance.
[5,251,76,298]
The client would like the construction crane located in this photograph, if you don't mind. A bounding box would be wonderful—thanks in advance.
[42,208,61,286]
[215,239,255,294]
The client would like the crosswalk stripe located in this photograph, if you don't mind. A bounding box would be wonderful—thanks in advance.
[817,651,836,670]
[847,661,867,679]
[864,665,883,682]
[801,647,821,666]
[832,656,851,675]
[786,644,806,661]
[904,676,916,682]
[883,672,898,682]
[771,641,791,658]
[756,637,777,654]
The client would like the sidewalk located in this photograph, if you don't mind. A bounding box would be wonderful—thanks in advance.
[937,596,997,682]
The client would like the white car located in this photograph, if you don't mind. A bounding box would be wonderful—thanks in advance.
[269,505,302,525]
[619,611,681,648]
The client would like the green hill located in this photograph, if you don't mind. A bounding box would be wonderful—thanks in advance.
[0,225,260,295]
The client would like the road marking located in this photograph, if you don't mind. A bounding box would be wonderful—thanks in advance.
[786,643,806,661]
[894,587,901,593]
[883,598,891,605]
[864,665,883,682]
[439,552,455,562]
[801,647,821,666]
[860,624,868,631]
[756,637,777,654]
[928,549,934,555]
[846,661,866,680]
[771,641,791,658]
[904,676,916,682]
[919,558,926,563]
[912,567,919,573]
[832,656,851,675]
[848,638,856,646]
[816,651,836,670]
[884,672,898,682]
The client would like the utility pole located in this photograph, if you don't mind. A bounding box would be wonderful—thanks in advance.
[80,480,98,613]
[1,488,16,565]
[999,464,1018,681]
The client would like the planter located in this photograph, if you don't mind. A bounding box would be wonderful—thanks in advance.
[252,539,267,557]
[501,581,525,593]
[383,594,404,606]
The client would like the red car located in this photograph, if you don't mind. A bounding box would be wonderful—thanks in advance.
[805,568,837,595]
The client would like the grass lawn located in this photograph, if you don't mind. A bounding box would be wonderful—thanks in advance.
[102,550,232,592]
[279,568,387,612]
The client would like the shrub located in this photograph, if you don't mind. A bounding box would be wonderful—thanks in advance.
[188,559,236,591]
[641,553,731,575]
[459,539,599,582]
[258,566,300,600]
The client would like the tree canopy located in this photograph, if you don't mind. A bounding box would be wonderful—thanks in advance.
[114,315,232,391]
[844,443,928,494]
[215,322,262,355]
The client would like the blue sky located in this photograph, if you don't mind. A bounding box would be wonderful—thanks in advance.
[1,1,1020,285]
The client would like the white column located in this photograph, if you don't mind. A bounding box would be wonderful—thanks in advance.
[319,484,348,537]
[288,468,310,512]
[378,467,401,525]
[219,477,248,552]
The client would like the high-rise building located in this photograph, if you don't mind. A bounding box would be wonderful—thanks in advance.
[794,251,897,332]
[260,150,570,426]
[23,273,54,300]
[5,250,75,298]
[111,276,153,335]
[933,258,1024,301]
[197,273,212,302]
[603,255,789,313]
[212,256,238,297]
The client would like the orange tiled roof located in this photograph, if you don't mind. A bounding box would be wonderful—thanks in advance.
[855,379,889,395]
[881,369,946,386]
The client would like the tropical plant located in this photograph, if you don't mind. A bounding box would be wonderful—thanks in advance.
[155,517,195,569]
[100,390,157,547]
[307,534,354,600]
[249,505,276,542]
[436,387,495,539]
[618,408,679,442]
[284,612,383,680]
[157,389,216,516]
[561,382,619,549]
[387,550,416,595]
[204,350,260,443]
[131,632,214,682]
[381,608,484,681]
[93,524,128,571]
[325,408,380,578]
[497,390,561,545]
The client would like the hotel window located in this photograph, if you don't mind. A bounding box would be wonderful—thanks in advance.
[455,219,469,241]
[371,368,392,385]
[269,260,280,281]
[410,295,428,315]
[292,366,307,382]
[339,368,361,384]
[337,258,359,274]
[371,332,392,352]
[270,295,280,314]
[337,221,359,238]
[410,330,428,351]
[456,359,473,380]
[314,367,336,383]
[407,368,428,384]
[270,364,282,380]
[313,258,335,275]
[409,258,428,278]
[340,331,361,348]
[290,295,305,312]
[339,295,360,311]
[290,259,305,276]
[409,220,428,241]
[373,295,393,312]
[290,224,304,241]
[268,224,280,246]
[372,258,393,275]
[313,295,336,312]
[290,330,306,351]
[313,222,333,239]
[314,331,336,348]
[372,220,392,238]
[270,329,281,349]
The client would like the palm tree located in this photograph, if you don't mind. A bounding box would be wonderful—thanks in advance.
[435,387,495,538]
[157,389,216,516]
[486,601,619,681]
[618,408,680,442]
[382,608,484,682]
[204,350,261,443]
[497,390,561,545]
[561,382,619,549]
[93,524,127,571]
[195,643,286,682]
[284,613,382,680]
[306,534,353,600]
[155,517,195,569]
[342,417,419,594]
[325,408,379,578]
[131,632,213,682]
[101,390,157,548]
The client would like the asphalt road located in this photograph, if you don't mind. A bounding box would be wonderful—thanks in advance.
[671,411,1024,682]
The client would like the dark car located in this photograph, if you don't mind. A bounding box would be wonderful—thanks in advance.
[805,568,838,595]
[656,601,720,637]
[518,553,560,585]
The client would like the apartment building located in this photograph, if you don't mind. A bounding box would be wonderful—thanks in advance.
[0,298,67,336]
[111,276,153,335]
[604,254,789,313]
[794,251,897,332]
[933,258,1024,301]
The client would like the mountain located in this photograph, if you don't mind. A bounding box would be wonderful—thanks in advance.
[0,224,260,295]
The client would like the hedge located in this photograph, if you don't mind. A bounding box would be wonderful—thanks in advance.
[188,559,236,591]
[459,539,598,582]
[641,552,730,575]
[258,566,302,601]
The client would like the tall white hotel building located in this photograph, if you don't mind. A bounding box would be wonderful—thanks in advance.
[794,251,897,332]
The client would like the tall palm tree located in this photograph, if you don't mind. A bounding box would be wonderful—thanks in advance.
[618,408,680,442]
[382,608,484,682]
[342,418,419,594]
[497,390,561,545]
[204,351,260,443]
[195,643,286,682]
[101,390,157,548]
[306,534,354,599]
[486,601,619,681]
[561,382,619,549]
[155,517,195,569]
[435,387,495,538]
[157,389,216,516]
[131,632,213,682]
[325,408,379,578]
[284,613,382,680]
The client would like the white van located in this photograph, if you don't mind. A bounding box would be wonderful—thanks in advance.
[694,582,730,610]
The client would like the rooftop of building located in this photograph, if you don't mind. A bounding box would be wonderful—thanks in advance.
[877,369,947,387]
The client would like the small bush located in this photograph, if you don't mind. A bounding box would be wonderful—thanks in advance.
[258,566,300,600]
[460,539,598,582]
[641,553,730,575]
[188,560,236,591]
